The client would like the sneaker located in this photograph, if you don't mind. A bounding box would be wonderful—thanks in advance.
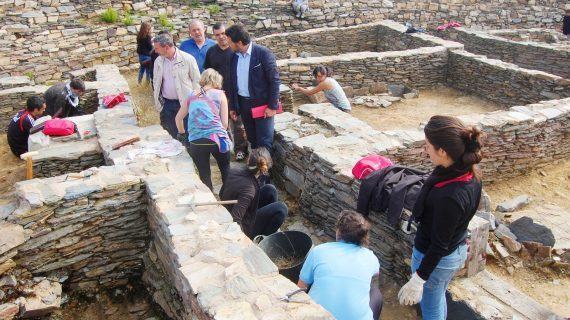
[235,151,246,161]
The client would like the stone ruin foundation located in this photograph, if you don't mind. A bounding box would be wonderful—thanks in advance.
[0,10,569,320]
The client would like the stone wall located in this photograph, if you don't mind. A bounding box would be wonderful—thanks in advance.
[447,50,570,107]
[0,65,332,319]
[488,28,569,43]
[256,20,462,60]
[273,97,569,281]
[439,28,570,79]
[277,46,449,94]
[0,85,48,131]
[0,0,567,81]
[8,168,149,291]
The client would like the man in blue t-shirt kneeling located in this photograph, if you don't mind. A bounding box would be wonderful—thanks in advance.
[298,210,383,320]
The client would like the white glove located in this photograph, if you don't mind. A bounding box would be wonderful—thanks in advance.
[398,272,426,305]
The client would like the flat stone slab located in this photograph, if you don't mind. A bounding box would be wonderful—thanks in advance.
[0,222,28,255]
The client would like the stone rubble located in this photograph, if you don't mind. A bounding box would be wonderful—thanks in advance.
[496,194,531,212]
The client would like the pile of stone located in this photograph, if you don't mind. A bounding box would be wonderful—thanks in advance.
[352,94,401,108]
[479,195,570,274]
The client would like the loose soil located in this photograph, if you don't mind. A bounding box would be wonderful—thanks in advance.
[483,159,570,317]
[350,86,502,131]
[0,134,26,194]
[122,71,160,127]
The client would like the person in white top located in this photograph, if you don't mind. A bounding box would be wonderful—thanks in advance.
[292,65,351,112]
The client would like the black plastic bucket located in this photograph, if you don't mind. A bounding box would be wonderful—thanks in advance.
[254,231,313,283]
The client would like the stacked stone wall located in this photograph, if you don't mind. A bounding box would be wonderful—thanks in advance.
[8,171,149,291]
[0,0,567,81]
[488,28,569,43]
[439,28,570,79]
[277,47,449,93]
[447,50,570,107]
[0,85,49,131]
[273,97,569,281]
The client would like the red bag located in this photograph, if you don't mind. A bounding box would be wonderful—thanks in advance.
[352,155,394,180]
[251,102,283,119]
[102,93,127,109]
[42,119,76,136]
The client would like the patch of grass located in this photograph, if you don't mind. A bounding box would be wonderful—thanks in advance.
[24,71,35,80]
[158,13,174,31]
[100,8,119,23]
[207,4,221,14]
[123,13,134,26]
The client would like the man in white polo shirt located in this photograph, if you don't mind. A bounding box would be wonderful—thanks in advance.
[152,32,200,138]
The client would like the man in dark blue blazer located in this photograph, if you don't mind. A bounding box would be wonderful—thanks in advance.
[225,24,281,151]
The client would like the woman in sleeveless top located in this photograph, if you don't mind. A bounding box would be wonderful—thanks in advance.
[292,65,351,112]
[175,68,231,191]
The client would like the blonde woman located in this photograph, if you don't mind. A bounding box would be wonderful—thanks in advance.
[175,68,230,191]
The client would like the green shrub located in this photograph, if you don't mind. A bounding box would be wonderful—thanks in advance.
[207,4,221,14]
[158,13,175,31]
[101,8,119,23]
[24,71,35,80]
[123,13,134,26]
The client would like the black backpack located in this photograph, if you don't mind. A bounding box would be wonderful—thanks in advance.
[357,165,428,226]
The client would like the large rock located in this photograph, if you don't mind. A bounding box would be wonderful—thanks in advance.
[496,195,531,212]
[509,216,555,247]
[0,222,28,255]
[20,280,62,318]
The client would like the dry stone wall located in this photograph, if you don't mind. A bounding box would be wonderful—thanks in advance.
[0,0,567,80]
[277,46,449,94]
[273,96,569,281]
[0,66,332,320]
[447,50,570,107]
[438,28,570,79]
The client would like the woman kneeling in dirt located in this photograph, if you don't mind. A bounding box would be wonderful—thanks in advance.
[220,147,288,239]
[298,210,383,320]
[398,115,484,320]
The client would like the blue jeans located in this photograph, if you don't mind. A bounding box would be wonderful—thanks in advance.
[138,54,152,83]
[411,244,467,320]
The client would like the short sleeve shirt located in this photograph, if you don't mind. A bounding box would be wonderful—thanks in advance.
[299,241,380,320]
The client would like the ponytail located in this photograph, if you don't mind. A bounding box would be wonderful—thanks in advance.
[247,147,273,175]
[424,115,485,179]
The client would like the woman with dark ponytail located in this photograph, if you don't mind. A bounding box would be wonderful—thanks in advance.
[398,115,484,320]
[219,147,288,238]
[291,65,352,112]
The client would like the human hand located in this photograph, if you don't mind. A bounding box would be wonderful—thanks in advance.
[176,132,188,143]
[398,273,425,305]
[230,110,238,121]
[264,108,277,118]
[291,83,299,90]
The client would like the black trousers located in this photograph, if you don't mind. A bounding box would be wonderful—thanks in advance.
[186,138,230,191]
[238,96,275,150]
[251,184,287,237]
[161,98,187,139]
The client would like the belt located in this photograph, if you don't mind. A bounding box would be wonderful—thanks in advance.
[163,97,179,102]
[238,95,252,101]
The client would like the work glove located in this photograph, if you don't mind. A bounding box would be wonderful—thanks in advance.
[176,132,188,143]
[398,272,426,305]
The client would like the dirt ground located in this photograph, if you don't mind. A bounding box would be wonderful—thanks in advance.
[350,86,502,131]
[483,159,570,317]
[122,71,160,127]
[48,287,165,320]
[0,134,26,194]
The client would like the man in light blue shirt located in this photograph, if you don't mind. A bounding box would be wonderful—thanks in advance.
[298,210,382,320]
[236,41,252,98]
[180,19,216,73]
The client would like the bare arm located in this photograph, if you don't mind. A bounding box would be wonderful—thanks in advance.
[220,92,229,130]
[175,98,190,134]
[297,279,309,289]
[292,80,330,96]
